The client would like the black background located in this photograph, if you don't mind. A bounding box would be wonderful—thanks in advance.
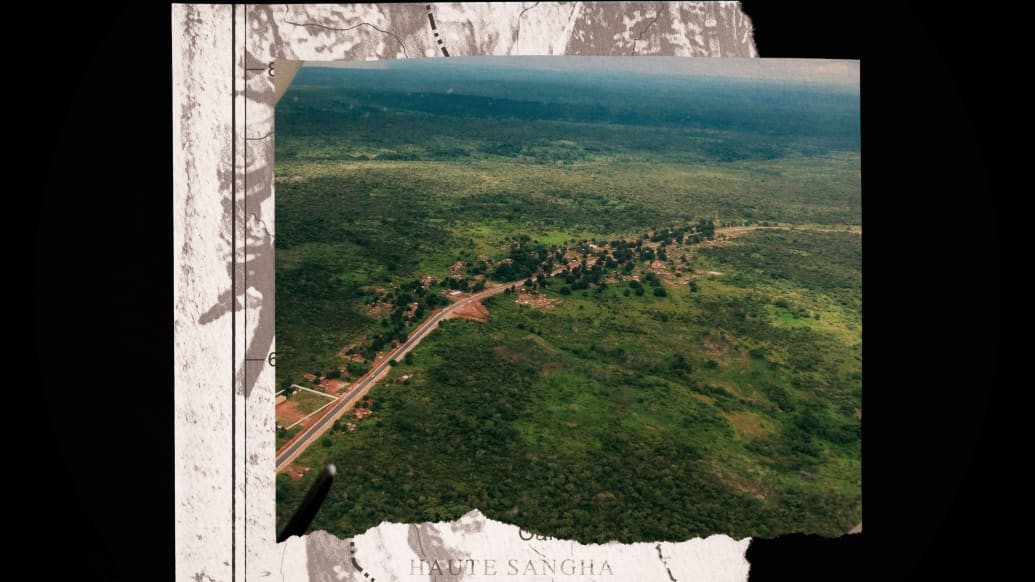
[16,2,1002,580]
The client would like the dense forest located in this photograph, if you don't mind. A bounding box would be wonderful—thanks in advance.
[275,59,861,541]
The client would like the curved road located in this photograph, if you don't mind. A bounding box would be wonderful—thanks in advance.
[275,224,858,471]
[275,278,523,472]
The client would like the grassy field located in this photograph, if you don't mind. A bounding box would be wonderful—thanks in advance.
[275,60,861,541]
[285,389,334,417]
[275,156,860,386]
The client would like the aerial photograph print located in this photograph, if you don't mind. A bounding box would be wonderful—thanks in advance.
[273,56,861,543]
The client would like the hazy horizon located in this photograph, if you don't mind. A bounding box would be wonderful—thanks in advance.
[303,56,859,89]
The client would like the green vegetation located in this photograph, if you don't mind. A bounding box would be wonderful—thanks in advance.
[276,62,861,541]
[289,389,334,415]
